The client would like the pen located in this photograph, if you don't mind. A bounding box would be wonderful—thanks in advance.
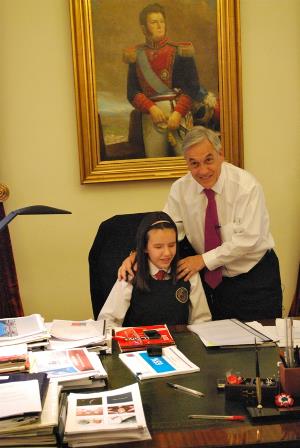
[278,348,288,368]
[167,382,205,397]
[188,414,245,421]
[289,318,294,367]
[294,345,300,367]
[255,338,263,409]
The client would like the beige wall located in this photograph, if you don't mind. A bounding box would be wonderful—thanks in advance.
[0,0,299,320]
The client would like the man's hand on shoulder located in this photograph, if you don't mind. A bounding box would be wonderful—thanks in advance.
[117,252,137,281]
[176,255,206,281]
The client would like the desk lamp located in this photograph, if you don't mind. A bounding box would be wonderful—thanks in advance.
[0,205,72,232]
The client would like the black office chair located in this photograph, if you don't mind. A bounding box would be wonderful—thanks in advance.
[88,212,195,319]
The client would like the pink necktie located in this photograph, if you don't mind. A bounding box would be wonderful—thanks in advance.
[204,189,222,288]
[154,270,166,280]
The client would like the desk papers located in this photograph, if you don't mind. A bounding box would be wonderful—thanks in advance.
[0,379,42,420]
[0,381,60,446]
[119,346,200,380]
[29,347,107,390]
[0,314,50,348]
[47,319,112,353]
[0,343,28,373]
[63,383,151,446]
[188,319,274,347]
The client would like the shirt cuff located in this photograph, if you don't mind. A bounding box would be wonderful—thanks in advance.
[202,249,220,271]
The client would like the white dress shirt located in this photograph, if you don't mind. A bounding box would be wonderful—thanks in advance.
[98,260,211,326]
[164,162,275,277]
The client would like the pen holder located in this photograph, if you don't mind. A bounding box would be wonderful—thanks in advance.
[225,377,279,405]
[279,364,300,397]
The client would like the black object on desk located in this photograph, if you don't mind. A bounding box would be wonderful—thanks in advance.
[0,205,71,231]
[225,377,279,405]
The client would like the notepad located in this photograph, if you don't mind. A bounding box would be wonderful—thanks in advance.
[119,346,200,380]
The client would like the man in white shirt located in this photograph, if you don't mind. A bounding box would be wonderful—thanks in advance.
[119,126,282,320]
[163,126,282,320]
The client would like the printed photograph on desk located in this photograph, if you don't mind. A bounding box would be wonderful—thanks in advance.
[114,324,175,352]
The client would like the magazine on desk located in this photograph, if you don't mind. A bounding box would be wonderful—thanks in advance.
[114,324,175,352]
[119,345,200,380]
[188,319,275,348]
[29,347,107,390]
[63,383,151,446]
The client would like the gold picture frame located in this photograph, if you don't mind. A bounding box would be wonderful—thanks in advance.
[70,0,243,183]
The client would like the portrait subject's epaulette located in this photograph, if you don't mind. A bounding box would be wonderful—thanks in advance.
[123,46,137,64]
[169,41,195,57]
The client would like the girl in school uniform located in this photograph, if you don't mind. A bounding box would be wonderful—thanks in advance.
[97,212,211,327]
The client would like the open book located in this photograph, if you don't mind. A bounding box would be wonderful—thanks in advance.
[119,346,200,380]
[188,319,275,348]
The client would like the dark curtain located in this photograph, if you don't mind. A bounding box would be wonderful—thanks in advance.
[0,202,23,318]
[289,264,300,317]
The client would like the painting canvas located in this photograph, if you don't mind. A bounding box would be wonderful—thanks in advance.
[91,0,219,161]
[70,0,242,183]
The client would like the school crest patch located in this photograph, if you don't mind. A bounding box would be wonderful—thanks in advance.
[175,287,189,303]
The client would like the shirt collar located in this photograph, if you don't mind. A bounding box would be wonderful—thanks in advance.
[149,260,170,277]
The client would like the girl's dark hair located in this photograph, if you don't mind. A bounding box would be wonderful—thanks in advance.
[134,211,179,292]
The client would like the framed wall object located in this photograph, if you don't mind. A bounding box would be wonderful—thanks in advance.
[69,0,243,183]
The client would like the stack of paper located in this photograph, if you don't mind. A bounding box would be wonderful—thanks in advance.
[0,372,49,429]
[29,347,108,390]
[188,319,274,348]
[47,319,112,354]
[0,381,60,446]
[63,383,151,446]
[0,343,29,373]
[119,346,200,380]
[0,314,50,350]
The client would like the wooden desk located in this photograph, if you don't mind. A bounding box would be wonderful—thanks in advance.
[100,325,300,448]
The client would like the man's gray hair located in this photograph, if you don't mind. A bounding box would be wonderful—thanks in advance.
[182,126,222,154]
